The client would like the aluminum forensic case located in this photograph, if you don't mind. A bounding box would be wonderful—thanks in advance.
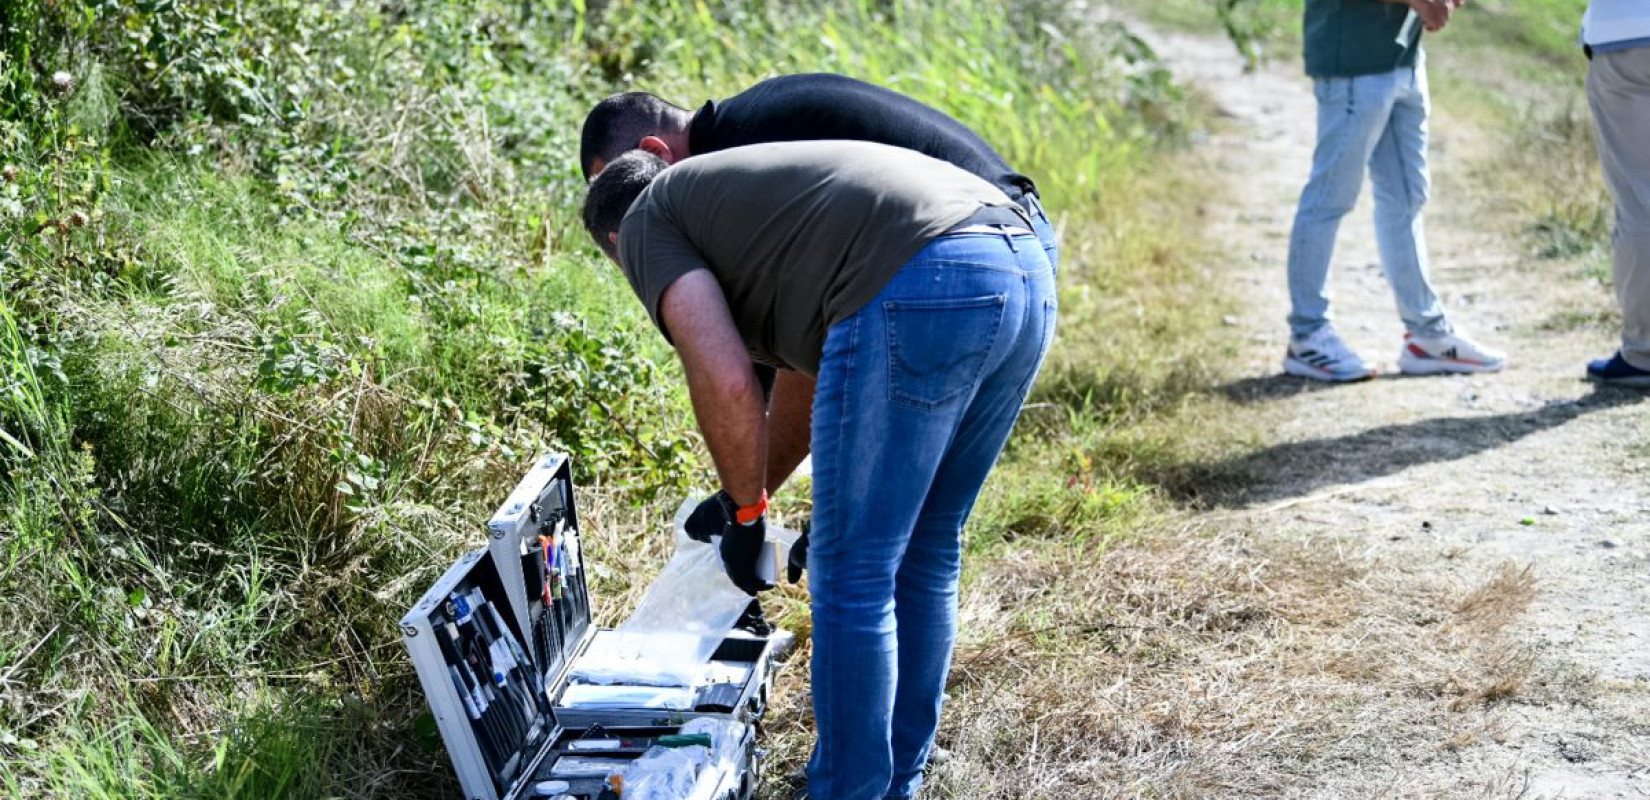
[401,453,789,800]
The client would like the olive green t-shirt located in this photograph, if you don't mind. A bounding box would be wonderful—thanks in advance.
[616,140,1023,376]
[1304,0,1421,78]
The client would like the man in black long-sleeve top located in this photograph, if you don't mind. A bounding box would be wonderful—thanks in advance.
[579,73,1057,271]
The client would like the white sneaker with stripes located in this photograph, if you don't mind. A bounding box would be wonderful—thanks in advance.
[1284,326,1376,382]
[1397,331,1506,375]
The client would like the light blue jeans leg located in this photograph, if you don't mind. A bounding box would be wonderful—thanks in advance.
[807,232,1055,800]
[1367,58,1452,337]
[1286,71,1401,339]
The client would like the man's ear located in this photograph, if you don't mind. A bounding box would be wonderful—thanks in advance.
[638,135,676,163]
[607,231,619,247]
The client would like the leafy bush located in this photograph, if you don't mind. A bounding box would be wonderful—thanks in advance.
[1215,0,1299,68]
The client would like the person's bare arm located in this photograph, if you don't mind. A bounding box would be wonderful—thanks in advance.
[1378,0,1456,32]
[764,370,814,493]
[657,269,767,507]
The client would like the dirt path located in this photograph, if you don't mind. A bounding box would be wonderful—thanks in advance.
[1133,22,1650,799]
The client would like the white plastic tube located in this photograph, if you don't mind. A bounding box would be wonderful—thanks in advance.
[1395,9,1420,47]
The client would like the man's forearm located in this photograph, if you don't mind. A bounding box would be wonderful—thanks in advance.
[686,364,768,507]
[764,370,814,493]
[658,270,769,507]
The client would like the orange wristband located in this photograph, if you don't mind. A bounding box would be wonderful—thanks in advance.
[734,491,768,525]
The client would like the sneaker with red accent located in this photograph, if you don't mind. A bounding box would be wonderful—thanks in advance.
[1284,326,1377,382]
[1397,331,1506,375]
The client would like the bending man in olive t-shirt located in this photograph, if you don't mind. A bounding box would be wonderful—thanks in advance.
[582,141,1056,800]
[583,72,1060,619]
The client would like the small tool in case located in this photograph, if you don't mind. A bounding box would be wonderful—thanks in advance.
[402,454,789,800]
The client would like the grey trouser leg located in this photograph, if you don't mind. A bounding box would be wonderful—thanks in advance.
[1588,46,1650,371]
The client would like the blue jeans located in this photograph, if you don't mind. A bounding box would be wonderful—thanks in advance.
[1025,193,1060,274]
[806,230,1057,800]
[1286,57,1452,340]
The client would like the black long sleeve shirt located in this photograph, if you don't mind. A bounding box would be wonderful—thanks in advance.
[687,73,1038,206]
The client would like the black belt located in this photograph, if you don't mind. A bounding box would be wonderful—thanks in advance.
[948,204,1033,233]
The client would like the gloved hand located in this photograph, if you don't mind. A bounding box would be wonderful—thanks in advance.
[720,512,775,596]
[787,527,810,584]
[734,599,772,636]
[684,491,731,543]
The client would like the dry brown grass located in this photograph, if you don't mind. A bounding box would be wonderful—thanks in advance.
[747,522,1564,799]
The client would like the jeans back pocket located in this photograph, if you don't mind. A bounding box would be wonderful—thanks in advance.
[884,293,1008,411]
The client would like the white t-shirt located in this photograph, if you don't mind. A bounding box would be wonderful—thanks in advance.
[1584,0,1650,47]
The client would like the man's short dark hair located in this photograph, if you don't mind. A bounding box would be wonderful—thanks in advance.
[582,150,667,260]
[579,92,686,180]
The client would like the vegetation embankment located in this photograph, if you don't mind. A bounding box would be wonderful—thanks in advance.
[0,1,1226,796]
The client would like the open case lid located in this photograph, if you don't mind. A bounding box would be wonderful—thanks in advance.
[486,453,595,696]
[404,454,783,799]
[400,548,558,800]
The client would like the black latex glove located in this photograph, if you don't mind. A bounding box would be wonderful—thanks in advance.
[787,529,810,584]
[734,599,772,636]
[720,513,775,596]
[684,491,732,543]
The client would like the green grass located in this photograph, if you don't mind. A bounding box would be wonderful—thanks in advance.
[1418,2,1615,301]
